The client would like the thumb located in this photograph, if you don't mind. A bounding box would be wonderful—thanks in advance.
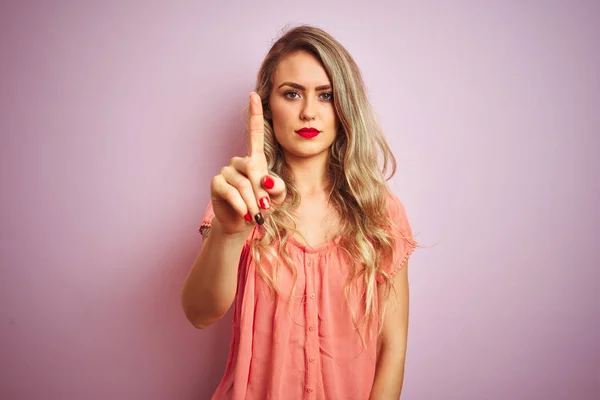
[261,174,286,205]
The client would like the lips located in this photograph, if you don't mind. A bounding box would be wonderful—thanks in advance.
[295,128,320,139]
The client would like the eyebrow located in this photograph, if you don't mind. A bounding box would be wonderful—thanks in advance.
[277,81,332,91]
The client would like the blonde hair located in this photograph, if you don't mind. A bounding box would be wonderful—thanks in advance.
[249,25,398,344]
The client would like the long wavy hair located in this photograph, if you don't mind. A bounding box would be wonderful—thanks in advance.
[249,25,399,343]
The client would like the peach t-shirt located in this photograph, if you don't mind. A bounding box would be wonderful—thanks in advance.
[198,193,416,400]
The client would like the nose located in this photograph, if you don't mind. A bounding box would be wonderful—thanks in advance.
[300,98,316,121]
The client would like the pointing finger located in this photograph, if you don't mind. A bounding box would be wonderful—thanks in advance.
[248,92,265,157]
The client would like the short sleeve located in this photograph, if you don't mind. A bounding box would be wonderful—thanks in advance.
[376,193,417,284]
[198,201,215,239]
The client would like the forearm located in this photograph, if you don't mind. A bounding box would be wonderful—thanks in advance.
[181,219,247,328]
[369,345,406,400]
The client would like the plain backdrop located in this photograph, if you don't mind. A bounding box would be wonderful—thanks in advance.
[1,1,598,399]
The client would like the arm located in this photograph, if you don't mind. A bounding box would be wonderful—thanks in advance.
[369,261,410,400]
[181,92,285,329]
[181,218,247,328]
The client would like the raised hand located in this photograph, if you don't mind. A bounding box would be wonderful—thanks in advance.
[209,92,286,236]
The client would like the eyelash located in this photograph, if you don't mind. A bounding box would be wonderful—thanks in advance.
[284,90,333,101]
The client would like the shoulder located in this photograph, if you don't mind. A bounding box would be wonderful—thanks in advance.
[385,191,408,222]
[383,190,415,244]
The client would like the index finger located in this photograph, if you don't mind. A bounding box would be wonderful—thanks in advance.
[248,92,265,157]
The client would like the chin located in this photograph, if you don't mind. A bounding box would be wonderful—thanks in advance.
[284,146,330,159]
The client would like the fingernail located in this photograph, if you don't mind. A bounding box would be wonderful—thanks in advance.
[263,175,275,189]
[259,197,270,210]
[244,212,252,222]
[254,213,264,225]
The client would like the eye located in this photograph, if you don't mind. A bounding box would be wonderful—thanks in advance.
[319,92,333,101]
[284,91,301,99]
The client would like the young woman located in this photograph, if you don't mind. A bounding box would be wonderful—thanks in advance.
[182,25,417,400]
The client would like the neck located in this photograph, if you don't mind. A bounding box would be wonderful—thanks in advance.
[284,151,330,197]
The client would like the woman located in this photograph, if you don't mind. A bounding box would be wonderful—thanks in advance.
[182,25,417,400]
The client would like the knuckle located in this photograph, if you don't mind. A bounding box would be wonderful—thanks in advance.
[234,157,250,172]
[223,187,238,203]
[246,160,261,176]
[211,175,222,188]
[239,179,253,192]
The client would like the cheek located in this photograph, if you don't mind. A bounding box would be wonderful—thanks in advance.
[269,104,288,140]
[269,99,291,123]
[325,106,338,128]
[271,114,288,138]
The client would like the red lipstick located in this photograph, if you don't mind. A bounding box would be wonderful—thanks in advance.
[295,127,320,138]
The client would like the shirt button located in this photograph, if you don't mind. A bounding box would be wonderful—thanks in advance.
[306,386,314,393]
[309,356,316,362]
[307,260,312,266]
[309,293,315,299]
[308,325,316,332]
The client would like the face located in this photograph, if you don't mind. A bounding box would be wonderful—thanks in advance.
[269,51,339,160]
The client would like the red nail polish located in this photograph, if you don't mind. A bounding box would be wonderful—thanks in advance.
[263,176,275,190]
[259,197,270,210]
[244,212,252,222]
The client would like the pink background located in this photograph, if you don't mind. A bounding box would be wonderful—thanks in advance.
[1,1,598,399]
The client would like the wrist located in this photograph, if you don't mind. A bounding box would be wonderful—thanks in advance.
[210,218,251,243]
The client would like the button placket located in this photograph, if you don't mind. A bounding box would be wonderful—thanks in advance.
[304,253,318,396]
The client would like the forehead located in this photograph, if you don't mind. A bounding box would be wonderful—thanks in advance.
[273,50,331,87]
